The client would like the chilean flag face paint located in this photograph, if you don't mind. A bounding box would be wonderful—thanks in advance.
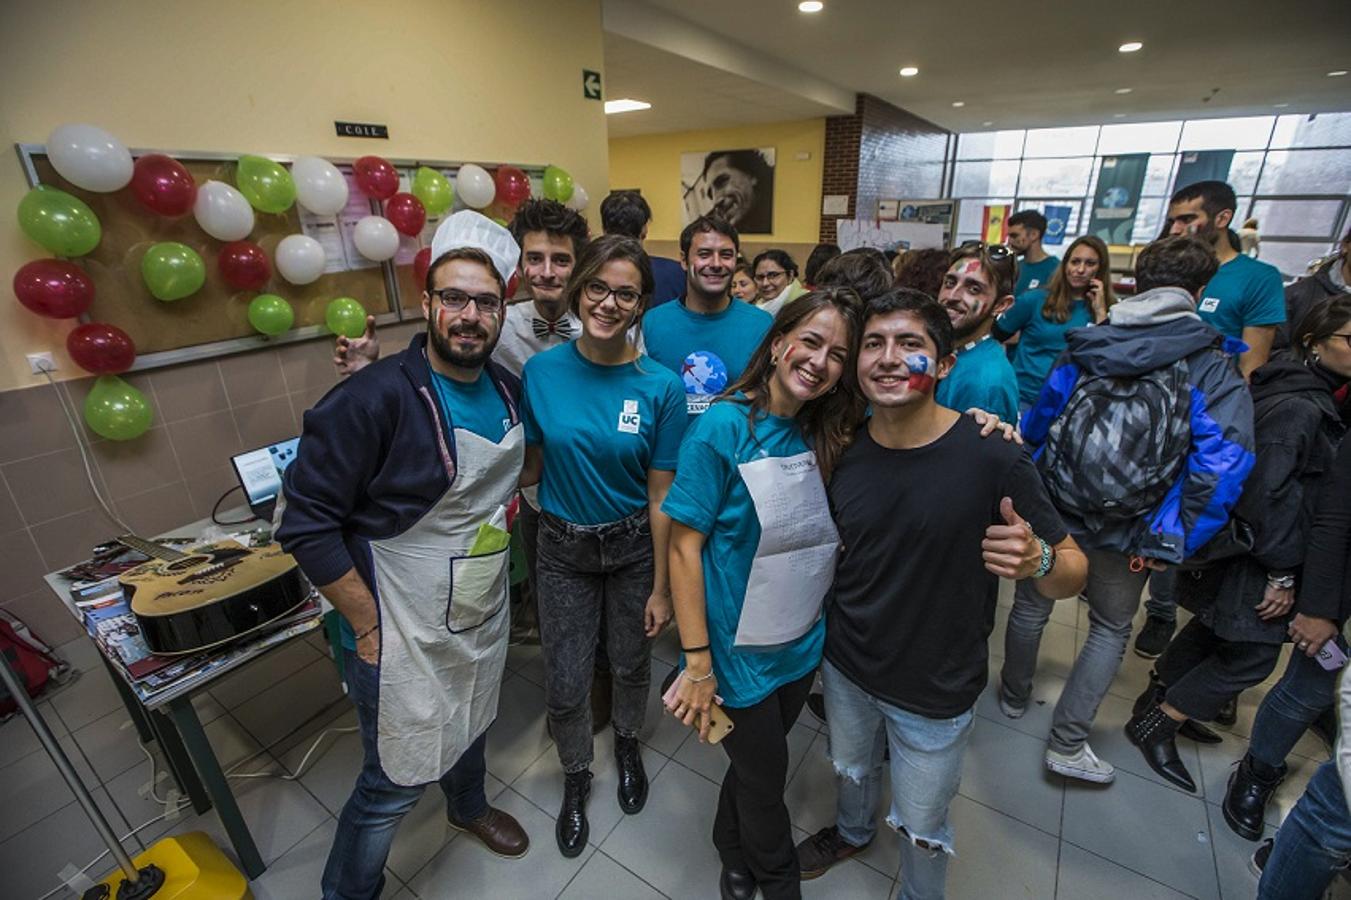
[904,353,936,393]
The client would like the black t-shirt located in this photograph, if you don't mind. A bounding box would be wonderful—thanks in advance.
[824,416,1068,719]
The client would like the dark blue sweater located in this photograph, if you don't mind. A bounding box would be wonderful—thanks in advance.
[277,332,521,592]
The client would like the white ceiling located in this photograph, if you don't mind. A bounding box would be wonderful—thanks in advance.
[603,0,1351,135]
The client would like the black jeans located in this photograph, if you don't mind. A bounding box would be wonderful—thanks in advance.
[1250,649,1341,770]
[1156,618,1281,721]
[714,671,814,900]
[536,508,653,773]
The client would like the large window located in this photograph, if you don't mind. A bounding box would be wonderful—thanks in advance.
[951,113,1351,277]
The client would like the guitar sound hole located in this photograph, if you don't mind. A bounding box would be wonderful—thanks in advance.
[163,555,211,573]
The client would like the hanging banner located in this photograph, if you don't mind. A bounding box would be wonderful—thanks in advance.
[982,204,1010,244]
[1087,153,1149,244]
[1043,204,1073,246]
[1172,150,1235,195]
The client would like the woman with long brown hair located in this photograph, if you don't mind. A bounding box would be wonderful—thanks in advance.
[662,287,863,900]
[993,234,1116,410]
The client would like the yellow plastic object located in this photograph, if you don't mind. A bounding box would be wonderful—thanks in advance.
[92,831,252,899]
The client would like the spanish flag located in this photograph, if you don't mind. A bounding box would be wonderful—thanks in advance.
[982,204,1010,244]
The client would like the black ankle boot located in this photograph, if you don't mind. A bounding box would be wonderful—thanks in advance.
[1223,754,1286,841]
[556,769,592,857]
[1125,705,1196,793]
[1135,672,1221,744]
[614,734,648,814]
[719,866,757,900]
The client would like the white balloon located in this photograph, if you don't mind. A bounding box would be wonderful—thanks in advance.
[565,183,590,212]
[193,180,255,241]
[353,215,399,261]
[46,123,133,192]
[291,155,349,216]
[455,163,496,209]
[275,234,326,285]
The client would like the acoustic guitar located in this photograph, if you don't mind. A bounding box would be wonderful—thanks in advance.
[116,535,308,656]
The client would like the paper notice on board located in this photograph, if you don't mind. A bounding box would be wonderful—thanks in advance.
[297,210,350,274]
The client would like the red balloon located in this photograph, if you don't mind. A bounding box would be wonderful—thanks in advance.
[353,156,398,200]
[493,166,532,209]
[130,154,197,216]
[217,241,271,291]
[412,247,432,285]
[67,323,135,374]
[14,259,95,319]
[384,192,426,237]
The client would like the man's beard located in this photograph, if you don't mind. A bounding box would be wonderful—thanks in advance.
[428,321,495,369]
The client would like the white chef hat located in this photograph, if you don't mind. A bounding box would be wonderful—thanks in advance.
[429,210,520,287]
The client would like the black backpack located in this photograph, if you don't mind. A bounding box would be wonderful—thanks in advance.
[1038,358,1192,531]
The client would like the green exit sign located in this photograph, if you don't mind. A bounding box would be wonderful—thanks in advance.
[582,69,602,101]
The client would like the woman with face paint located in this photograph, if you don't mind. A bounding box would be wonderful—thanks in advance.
[519,235,689,858]
[662,288,864,900]
[993,235,1116,411]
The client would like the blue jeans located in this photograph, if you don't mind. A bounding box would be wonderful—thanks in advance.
[1258,759,1351,899]
[321,651,489,900]
[1249,649,1340,771]
[1143,567,1177,624]
[822,661,974,900]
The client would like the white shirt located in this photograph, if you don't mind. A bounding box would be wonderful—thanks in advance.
[492,301,581,378]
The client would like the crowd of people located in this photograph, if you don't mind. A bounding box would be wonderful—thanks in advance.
[275,182,1351,900]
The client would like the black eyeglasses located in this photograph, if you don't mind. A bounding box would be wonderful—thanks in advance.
[754,269,788,283]
[583,279,643,310]
[429,288,503,315]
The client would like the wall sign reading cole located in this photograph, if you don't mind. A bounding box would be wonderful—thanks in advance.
[334,121,389,139]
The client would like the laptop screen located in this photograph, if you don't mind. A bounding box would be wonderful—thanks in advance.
[230,437,300,518]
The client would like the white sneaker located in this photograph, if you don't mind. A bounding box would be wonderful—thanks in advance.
[1045,743,1115,783]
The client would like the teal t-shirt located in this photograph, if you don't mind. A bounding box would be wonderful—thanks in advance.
[660,398,826,708]
[1196,254,1286,339]
[522,343,687,525]
[936,335,1020,423]
[641,299,772,417]
[996,289,1093,406]
[1015,255,1060,298]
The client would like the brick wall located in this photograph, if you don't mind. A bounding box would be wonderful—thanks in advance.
[820,94,952,243]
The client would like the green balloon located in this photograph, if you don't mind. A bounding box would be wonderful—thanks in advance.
[236,154,296,214]
[142,242,205,301]
[248,293,294,336]
[542,165,574,203]
[17,185,101,256]
[411,166,453,216]
[84,375,152,441]
[326,297,367,338]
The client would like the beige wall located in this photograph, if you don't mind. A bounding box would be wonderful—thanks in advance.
[609,118,825,245]
[0,0,609,391]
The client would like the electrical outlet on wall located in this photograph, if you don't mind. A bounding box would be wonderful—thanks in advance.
[27,352,56,374]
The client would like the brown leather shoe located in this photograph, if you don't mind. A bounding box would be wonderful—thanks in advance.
[448,806,530,858]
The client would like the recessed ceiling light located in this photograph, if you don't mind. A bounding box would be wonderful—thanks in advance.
[1115,87,1133,94]
[1273,102,1290,108]
[1329,70,1349,77]
[1113,113,1127,118]
[604,98,651,114]
[951,101,965,108]
[1118,41,1143,53]
[982,121,993,127]
[798,1,824,12]
[899,66,919,77]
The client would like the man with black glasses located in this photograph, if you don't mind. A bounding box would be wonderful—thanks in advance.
[934,244,1021,423]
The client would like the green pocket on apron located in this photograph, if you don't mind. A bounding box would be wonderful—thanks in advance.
[446,546,510,633]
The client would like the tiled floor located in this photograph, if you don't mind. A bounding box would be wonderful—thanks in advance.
[2,581,1340,899]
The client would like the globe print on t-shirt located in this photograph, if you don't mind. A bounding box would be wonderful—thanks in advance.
[680,351,729,415]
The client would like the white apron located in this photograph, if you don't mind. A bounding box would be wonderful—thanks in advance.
[734,450,840,647]
[369,423,523,786]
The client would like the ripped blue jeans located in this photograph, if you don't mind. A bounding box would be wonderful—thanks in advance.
[821,660,974,900]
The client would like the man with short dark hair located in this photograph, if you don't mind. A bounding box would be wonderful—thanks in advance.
[804,243,841,288]
[934,245,1021,423]
[600,189,684,307]
[641,216,771,417]
[797,289,1086,896]
[280,213,531,897]
[1008,210,1059,297]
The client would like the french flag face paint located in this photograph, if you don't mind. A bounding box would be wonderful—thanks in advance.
[904,353,936,393]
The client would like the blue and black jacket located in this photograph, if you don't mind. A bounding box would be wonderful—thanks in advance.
[1020,286,1256,563]
[277,332,521,593]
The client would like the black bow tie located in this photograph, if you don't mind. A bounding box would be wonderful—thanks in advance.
[532,317,575,340]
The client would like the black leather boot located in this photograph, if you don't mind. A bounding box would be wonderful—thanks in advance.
[615,734,649,814]
[1135,672,1221,744]
[556,769,592,858]
[1125,704,1196,792]
[1223,754,1286,841]
[719,866,757,900]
